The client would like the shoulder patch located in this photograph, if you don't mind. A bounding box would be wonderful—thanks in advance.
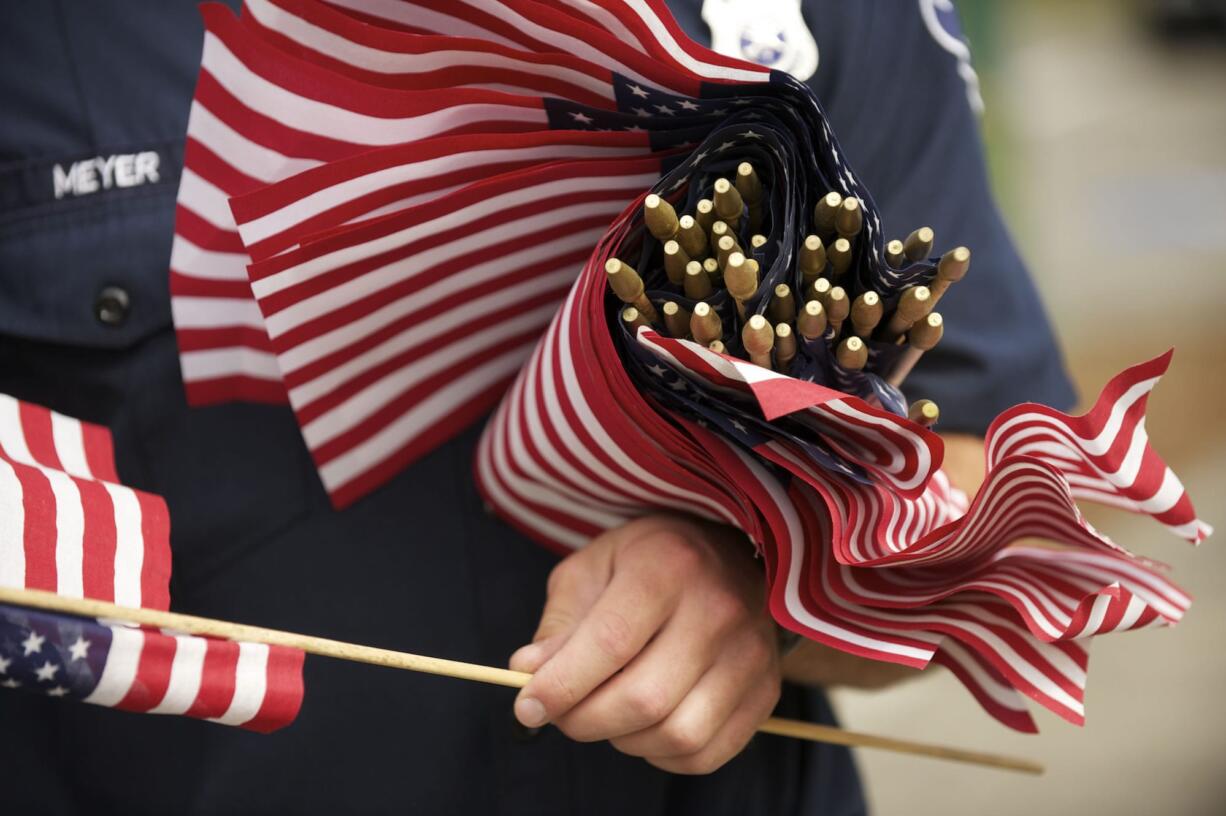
[918,0,984,113]
[702,0,818,82]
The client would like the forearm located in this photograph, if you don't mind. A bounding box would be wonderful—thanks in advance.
[780,433,986,689]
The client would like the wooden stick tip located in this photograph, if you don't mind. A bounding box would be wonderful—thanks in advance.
[909,399,940,426]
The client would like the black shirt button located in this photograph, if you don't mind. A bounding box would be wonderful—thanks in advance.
[94,286,130,327]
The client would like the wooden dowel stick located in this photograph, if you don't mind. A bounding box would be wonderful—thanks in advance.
[0,586,521,687]
[755,719,1043,775]
[0,586,1043,775]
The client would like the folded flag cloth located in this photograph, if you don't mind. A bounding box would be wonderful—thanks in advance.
[167,0,1210,731]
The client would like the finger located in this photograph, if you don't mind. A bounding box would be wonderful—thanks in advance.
[645,676,781,775]
[609,629,775,759]
[514,558,677,728]
[553,602,725,742]
[508,633,568,674]
[531,554,609,645]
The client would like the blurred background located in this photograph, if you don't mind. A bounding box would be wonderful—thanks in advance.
[829,1,1226,813]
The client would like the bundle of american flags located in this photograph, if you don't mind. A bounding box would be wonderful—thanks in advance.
[0,395,303,732]
[162,0,1211,733]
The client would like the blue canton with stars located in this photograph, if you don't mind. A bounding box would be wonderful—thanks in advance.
[0,603,113,704]
[567,69,933,487]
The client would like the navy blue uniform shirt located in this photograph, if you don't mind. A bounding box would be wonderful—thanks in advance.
[0,1,1073,813]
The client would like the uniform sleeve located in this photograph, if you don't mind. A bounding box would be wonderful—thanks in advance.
[804,0,1077,432]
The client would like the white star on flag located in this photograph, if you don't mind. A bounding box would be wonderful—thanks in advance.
[0,655,11,674]
[654,104,674,115]
[569,111,594,125]
[68,637,91,662]
[21,631,45,656]
[678,100,700,111]
[632,107,651,117]
[46,686,69,698]
[1,678,20,689]
[34,660,60,683]
[628,84,649,98]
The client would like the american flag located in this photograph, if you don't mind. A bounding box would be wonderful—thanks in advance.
[0,394,305,731]
[473,189,1209,730]
[0,394,171,610]
[0,603,303,733]
[168,0,1210,730]
[173,0,902,503]
[172,0,733,406]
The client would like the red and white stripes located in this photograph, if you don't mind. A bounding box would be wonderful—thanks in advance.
[474,202,1208,731]
[0,395,171,611]
[85,622,304,733]
[165,0,1210,731]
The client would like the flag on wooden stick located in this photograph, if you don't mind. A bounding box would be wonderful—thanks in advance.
[161,0,1210,733]
[0,394,304,732]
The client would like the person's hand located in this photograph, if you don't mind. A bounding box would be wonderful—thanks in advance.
[508,513,781,774]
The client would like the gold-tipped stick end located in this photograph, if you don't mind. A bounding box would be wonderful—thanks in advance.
[903,226,935,262]
[683,260,714,300]
[644,193,679,241]
[724,251,758,302]
[798,299,828,340]
[908,399,940,427]
[606,258,644,303]
[663,300,691,338]
[622,306,649,331]
[774,322,797,373]
[663,239,689,285]
[835,196,863,238]
[851,291,883,338]
[836,336,868,370]
[690,301,723,345]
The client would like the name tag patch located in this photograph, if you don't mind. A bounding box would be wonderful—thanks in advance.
[52,152,162,200]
